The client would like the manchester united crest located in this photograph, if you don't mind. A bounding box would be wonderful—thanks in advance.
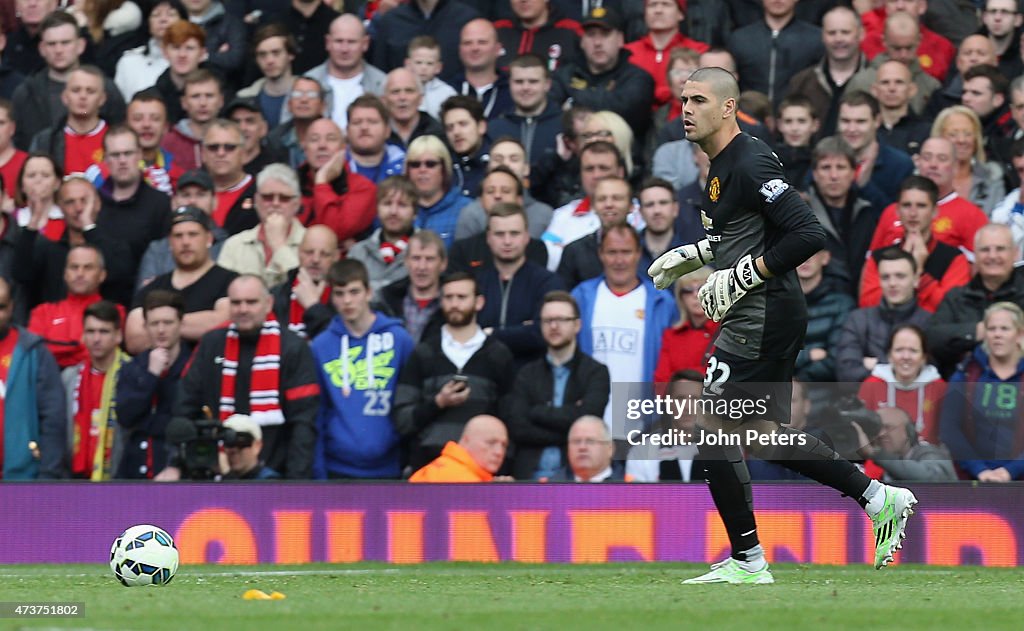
[708,176,720,202]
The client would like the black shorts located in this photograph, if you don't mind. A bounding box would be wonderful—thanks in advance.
[701,348,794,424]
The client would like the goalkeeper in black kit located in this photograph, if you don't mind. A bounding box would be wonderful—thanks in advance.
[647,67,917,584]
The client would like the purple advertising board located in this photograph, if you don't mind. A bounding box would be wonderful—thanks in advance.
[1,483,1020,566]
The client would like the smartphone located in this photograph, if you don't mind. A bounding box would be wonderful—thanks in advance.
[451,374,470,384]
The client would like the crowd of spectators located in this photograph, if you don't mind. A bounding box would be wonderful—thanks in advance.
[1,0,1024,483]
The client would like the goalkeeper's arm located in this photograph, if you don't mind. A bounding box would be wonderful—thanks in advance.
[647,239,715,289]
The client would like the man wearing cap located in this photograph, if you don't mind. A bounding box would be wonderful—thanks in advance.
[225,96,289,177]
[95,125,172,305]
[136,169,229,290]
[550,6,655,140]
[123,205,237,354]
[624,0,709,110]
[221,415,282,480]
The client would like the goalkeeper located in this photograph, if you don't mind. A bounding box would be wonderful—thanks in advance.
[647,67,917,584]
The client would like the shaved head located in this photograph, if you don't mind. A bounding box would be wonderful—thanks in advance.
[688,67,740,103]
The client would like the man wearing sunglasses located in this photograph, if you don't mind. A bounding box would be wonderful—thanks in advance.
[218,163,306,288]
[201,119,257,237]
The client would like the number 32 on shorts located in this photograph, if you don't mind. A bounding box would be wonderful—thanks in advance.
[703,356,731,395]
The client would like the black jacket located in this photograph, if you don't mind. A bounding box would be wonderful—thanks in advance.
[494,7,582,71]
[557,231,602,290]
[475,261,565,364]
[12,70,126,151]
[550,49,655,139]
[372,277,445,344]
[13,227,134,310]
[488,101,563,175]
[387,112,445,150]
[369,0,480,82]
[503,348,610,480]
[174,325,320,479]
[727,16,824,106]
[795,278,854,383]
[835,299,932,383]
[114,344,192,479]
[927,269,1024,376]
[804,184,879,296]
[270,267,334,340]
[393,331,515,450]
[447,233,548,273]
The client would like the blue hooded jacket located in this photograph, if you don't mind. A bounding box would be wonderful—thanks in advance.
[571,275,678,383]
[415,186,471,248]
[940,345,1024,479]
[311,312,414,479]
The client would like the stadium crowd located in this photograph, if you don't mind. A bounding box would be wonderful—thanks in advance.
[1,0,1024,483]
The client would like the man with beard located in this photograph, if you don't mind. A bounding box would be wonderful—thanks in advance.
[271,225,340,340]
[441,95,491,198]
[505,290,610,480]
[394,271,515,470]
[349,176,418,291]
[345,96,406,184]
[123,206,237,354]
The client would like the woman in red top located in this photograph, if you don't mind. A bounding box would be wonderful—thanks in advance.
[654,266,717,382]
[858,324,946,446]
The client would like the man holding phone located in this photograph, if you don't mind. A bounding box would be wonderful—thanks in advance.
[394,271,516,471]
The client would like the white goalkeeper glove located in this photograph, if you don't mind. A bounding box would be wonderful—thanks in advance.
[698,254,766,322]
[647,239,714,290]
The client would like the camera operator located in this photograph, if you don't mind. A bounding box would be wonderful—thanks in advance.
[854,407,957,482]
[222,415,281,480]
[173,274,319,479]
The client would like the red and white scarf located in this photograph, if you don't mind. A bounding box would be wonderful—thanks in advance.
[220,313,284,426]
[379,235,409,264]
[288,279,330,338]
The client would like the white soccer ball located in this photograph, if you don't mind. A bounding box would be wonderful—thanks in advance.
[109,524,179,587]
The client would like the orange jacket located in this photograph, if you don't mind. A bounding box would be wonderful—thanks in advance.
[409,442,494,483]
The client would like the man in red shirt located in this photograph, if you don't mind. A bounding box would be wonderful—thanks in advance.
[28,244,125,369]
[869,137,988,255]
[30,65,108,176]
[202,119,257,236]
[860,176,971,312]
[624,0,708,109]
[60,300,127,480]
[0,100,27,205]
[860,0,955,82]
[298,117,377,244]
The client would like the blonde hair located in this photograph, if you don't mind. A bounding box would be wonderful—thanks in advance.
[983,301,1024,352]
[584,111,635,176]
[931,106,987,164]
[673,266,713,326]
[405,135,453,188]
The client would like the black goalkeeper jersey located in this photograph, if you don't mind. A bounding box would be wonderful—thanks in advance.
[700,132,826,360]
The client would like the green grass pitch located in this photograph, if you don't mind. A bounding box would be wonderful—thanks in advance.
[2,563,1023,630]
